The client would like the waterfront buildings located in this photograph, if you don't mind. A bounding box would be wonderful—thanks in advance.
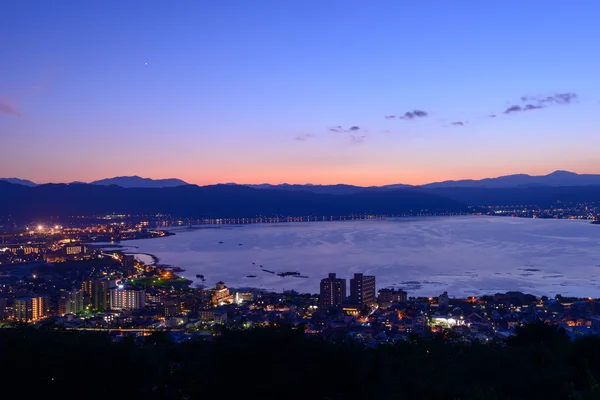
[320,273,346,308]
[350,273,376,307]
[13,296,50,321]
[207,281,234,306]
[109,286,146,310]
[58,289,85,315]
[378,288,408,304]
[82,279,115,311]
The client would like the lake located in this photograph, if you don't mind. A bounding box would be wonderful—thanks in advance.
[121,216,600,298]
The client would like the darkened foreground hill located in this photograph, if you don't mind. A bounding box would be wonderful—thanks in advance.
[0,181,467,219]
[1,324,600,399]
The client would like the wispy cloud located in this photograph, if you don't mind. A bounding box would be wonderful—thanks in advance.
[328,125,363,133]
[294,134,314,141]
[327,125,368,144]
[386,109,429,120]
[504,92,578,115]
[504,104,544,114]
[400,110,428,120]
[451,121,466,126]
[349,134,367,144]
[0,98,21,117]
[521,92,577,105]
[488,114,497,118]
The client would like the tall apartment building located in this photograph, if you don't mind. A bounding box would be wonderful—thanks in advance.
[14,296,50,322]
[81,279,115,311]
[350,273,376,307]
[320,273,346,308]
[58,289,85,315]
[109,286,146,310]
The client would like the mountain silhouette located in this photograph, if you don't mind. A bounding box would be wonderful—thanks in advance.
[0,182,468,220]
[0,178,37,187]
[422,170,600,188]
[4,171,600,190]
[90,176,189,188]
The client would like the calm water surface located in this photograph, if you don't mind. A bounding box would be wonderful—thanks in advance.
[121,217,600,297]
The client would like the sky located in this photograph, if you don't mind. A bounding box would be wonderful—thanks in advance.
[1,1,599,186]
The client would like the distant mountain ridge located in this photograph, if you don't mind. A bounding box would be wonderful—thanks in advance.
[0,181,468,220]
[244,171,600,194]
[422,170,600,189]
[90,176,189,188]
[245,183,411,195]
[0,178,37,187]
[3,170,600,190]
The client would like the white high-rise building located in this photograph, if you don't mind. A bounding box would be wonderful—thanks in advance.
[109,287,145,310]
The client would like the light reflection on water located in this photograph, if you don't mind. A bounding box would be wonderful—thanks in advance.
[120,216,600,298]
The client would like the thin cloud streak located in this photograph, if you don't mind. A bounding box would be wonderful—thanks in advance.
[349,134,367,144]
[327,125,368,144]
[521,92,577,104]
[0,98,21,117]
[504,92,578,115]
[504,104,544,114]
[385,110,428,120]
[294,134,314,141]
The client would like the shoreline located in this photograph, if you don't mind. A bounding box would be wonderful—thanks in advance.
[127,252,160,265]
[115,244,600,301]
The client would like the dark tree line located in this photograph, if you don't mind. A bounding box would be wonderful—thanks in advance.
[1,323,600,399]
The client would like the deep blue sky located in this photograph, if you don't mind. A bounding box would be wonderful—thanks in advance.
[1,1,599,185]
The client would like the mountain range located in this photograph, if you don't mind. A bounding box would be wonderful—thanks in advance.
[0,176,189,188]
[3,170,600,190]
[90,176,189,188]
[1,171,600,220]
[0,178,38,187]
[0,181,467,220]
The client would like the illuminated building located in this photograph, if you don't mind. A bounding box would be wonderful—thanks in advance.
[207,282,234,306]
[350,273,376,306]
[394,289,408,303]
[65,245,84,255]
[82,279,115,311]
[378,288,408,304]
[198,309,216,321]
[430,315,466,328]
[109,286,146,310]
[14,296,50,322]
[320,273,346,308]
[235,291,256,304]
[43,253,66,263]
[378,288,395,303]
[58,289,85,315]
